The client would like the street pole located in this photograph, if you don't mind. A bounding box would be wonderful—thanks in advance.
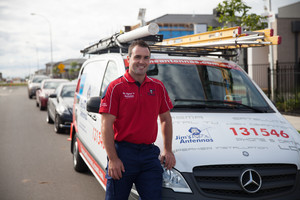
[31,13,53,75]
[267,0,275,101]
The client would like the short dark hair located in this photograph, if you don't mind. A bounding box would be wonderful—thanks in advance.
[128,40,151,57]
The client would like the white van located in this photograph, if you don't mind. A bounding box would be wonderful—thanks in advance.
[70,41,300,199]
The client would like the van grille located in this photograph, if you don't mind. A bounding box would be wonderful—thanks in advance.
[193,164,297,198]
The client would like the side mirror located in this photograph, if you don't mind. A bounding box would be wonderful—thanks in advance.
[87,96,101,113]
[49,93,57,98]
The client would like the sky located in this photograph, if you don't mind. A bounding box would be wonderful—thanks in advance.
[0,0,299,79]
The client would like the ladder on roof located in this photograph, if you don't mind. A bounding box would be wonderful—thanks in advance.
[157,26,281,49]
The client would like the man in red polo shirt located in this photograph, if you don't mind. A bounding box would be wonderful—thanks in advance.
[100,40,175,200]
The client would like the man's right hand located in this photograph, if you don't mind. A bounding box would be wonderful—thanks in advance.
[108,158,125,180]
[101,113,125,180]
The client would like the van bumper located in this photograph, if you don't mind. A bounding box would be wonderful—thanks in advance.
[162,170,300,200]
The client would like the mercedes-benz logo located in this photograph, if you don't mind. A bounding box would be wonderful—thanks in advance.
[240,169,262,193]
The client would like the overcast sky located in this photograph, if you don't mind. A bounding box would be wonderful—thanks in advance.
[0,0,299,79]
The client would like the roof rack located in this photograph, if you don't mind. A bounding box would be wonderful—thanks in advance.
[81,24,280,59]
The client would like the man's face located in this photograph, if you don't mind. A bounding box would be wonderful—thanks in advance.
[127,45,150,78]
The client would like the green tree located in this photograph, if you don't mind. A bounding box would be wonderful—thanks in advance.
[69,62,80,79]
[215,0,267,31]
[52,65,59,77]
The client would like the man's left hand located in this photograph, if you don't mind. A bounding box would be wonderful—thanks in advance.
[160,150,176,170]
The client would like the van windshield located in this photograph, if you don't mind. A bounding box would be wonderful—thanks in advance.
[147,60,274,113]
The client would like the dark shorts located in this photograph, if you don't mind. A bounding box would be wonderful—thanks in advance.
[105,141,163,200]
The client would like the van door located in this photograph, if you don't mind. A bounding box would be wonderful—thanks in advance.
[88,60,121,171]
[76,59,107,158]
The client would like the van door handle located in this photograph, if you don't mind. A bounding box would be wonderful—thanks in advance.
[87,113,97,121]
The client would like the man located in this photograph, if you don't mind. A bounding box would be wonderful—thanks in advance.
[100,40,176,200]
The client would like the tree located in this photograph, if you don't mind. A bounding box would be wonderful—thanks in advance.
[52,65,60,77]
[69,62,79,79]
[215,0,267,31]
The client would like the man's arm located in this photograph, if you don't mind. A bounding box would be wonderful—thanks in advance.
[159,111,176,170]
[101,113,125,180]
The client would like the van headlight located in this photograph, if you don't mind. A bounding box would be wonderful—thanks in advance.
[162,167,192,193]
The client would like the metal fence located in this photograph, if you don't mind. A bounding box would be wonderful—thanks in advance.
[268,62,300,114]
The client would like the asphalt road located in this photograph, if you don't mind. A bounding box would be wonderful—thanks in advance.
[0,86,106,200]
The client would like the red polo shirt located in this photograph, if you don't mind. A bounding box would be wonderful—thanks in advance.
[99,70,173,144]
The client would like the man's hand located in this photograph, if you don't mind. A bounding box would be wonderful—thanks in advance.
[160,150,176,170]
[101,113,125,180]
[159,111,176,170]
[108,158,125,180]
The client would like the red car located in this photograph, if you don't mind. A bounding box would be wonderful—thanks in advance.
[36,79,68,110]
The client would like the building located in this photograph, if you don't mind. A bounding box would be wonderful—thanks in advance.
[46,58,86,79]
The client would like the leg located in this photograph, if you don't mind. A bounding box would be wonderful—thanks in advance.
[135,145,163,200]
[105,142,140,200]
[105,176,134,200]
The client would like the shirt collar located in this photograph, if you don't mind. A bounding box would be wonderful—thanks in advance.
[124,69,151,84]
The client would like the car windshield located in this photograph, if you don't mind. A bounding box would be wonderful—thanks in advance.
[61,85,76,98]
[32,77,47,83]
[147,59,274,113]
[44,81,65,89]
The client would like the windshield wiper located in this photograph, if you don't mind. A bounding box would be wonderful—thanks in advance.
[174,99,268,113]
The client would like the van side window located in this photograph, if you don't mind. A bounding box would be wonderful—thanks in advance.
[100,61,119,96]
[81,60,107,98]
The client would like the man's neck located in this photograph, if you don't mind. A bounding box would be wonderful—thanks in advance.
[129,72,145,85]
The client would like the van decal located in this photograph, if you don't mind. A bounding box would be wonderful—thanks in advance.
[229,127,290,138]
[87,85,91,99]
[79,74,86,95]
[175,127,214,144]
[149,59,239,69]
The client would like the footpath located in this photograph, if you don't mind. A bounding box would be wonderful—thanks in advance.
[283,115,300,131]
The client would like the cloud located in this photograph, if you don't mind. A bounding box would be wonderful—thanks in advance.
[0,0,299,78]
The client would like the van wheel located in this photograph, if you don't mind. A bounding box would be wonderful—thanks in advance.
[73,137,88,172]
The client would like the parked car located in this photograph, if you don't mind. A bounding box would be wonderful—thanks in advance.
[27,75,49,99]
[47,82,76,133]
[36,79,68,110]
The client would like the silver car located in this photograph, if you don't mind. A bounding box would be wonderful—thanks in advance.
[27,75,49,99]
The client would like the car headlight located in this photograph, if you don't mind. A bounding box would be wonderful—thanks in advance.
[57,105,69,115]
[162,167,192,193]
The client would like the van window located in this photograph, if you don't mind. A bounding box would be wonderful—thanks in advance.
[148,62,273,112]
[81,60,107,98]
[100,61,119,96]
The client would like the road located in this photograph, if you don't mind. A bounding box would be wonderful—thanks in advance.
[0,86,106,200]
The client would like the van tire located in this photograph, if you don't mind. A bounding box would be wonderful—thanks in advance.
[73,137,88,172]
